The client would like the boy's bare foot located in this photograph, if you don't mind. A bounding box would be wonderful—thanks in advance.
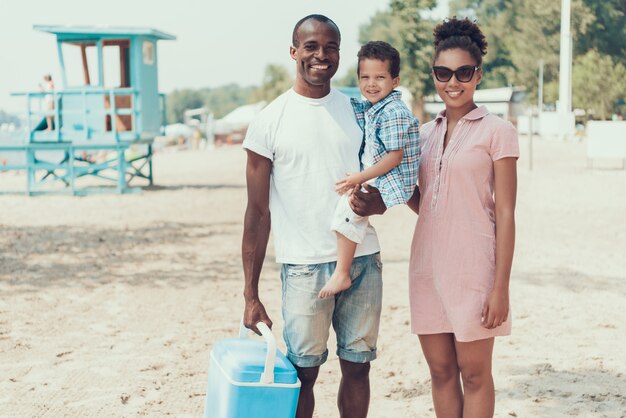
[318,272,351,298]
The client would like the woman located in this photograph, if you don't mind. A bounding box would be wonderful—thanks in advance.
[407,18,519,417]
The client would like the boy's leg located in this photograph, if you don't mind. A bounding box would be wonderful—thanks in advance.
[319,233,356,298]
[325,194,370,298]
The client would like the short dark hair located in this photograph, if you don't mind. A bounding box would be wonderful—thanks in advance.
[357,41,401,78]
[292,14,340,47]
[432,17,487,65]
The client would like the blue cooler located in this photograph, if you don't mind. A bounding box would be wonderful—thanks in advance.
[204,322,300,418]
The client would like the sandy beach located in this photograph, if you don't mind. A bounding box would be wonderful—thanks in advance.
[1,137,625,417]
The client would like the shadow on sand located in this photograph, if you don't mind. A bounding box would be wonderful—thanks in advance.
[0,221,254,293]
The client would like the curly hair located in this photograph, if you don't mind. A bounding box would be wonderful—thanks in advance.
[432,17,487,65]
[357,41,401,78]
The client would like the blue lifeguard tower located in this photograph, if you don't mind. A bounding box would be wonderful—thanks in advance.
[6,25,175,195]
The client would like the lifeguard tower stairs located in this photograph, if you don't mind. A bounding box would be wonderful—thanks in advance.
[4,25,175,195]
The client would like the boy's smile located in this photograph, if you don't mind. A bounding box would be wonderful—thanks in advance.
[358,58,399,105]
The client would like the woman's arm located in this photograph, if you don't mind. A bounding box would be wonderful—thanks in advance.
[482,157,517,329]
[406,186,420,214]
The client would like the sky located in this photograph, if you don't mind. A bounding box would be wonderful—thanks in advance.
[0,0,449,113]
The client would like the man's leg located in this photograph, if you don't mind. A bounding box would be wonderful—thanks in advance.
[338,359,371,418]
[281,262,335,418]
[295,365,320,418]
[333,253,382,418]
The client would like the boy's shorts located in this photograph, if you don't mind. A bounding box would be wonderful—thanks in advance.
[280,252,383,368]
[330,194,370,244]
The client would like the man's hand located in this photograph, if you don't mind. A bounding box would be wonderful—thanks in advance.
[349,183,387,216]
[243,298,273,336]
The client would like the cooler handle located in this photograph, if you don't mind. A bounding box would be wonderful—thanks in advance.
[239,321,276,385]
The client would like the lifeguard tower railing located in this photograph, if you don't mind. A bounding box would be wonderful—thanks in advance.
[7,90,167,194]
[1,25,175,195]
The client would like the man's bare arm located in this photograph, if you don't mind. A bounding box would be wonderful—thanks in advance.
[242,150,273,334]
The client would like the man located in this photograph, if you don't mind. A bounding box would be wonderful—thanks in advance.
[241,14,385,418]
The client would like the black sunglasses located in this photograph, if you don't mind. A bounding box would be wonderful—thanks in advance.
[432,65,480,83]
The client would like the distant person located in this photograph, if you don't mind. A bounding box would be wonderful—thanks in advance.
[318,41,420,298]
[39,74,55,130]
[407,18,519,417]
[242,14,385,418]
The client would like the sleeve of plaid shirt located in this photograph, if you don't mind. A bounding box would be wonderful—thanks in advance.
[350,98,368,131]
[377,106,412,151]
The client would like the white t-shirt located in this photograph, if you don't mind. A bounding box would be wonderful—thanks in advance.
[243,88,380,264]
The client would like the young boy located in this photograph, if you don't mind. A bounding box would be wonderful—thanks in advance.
[319,41,420,298]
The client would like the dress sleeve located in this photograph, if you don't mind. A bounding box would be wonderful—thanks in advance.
[490,120,519,161]
[242,117,274,161]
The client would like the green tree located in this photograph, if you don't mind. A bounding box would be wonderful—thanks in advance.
[0,110,20,127]
[336,64,359,88]
[336,11,404,90]
[390,0,438,117]
[574,0,626,67]
[166,89,205,124]
[250,64,293,103]
[449,0,624,114]
[358,1,437,118]
[358,9,405,48]
[202,84,257,118]
[572,49,626,120]
[166,84,256,123]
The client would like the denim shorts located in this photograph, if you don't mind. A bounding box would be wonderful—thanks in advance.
[280,252,383,368]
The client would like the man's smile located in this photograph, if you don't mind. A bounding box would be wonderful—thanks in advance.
[310,64,330,70]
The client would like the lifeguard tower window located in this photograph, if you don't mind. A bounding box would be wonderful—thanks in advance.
[102,40,133,132]
[60,39,133,132]
[103,40,131,88]
[62,42,99,86]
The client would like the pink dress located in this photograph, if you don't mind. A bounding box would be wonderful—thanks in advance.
[409,106,519,342]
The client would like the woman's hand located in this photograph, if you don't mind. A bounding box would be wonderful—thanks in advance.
[481,287,509,329]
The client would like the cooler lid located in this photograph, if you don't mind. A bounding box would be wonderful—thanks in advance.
[212,338,298,384]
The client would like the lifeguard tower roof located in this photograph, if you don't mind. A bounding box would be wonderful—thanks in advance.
[33,25,176,40]
[4,24,176,195]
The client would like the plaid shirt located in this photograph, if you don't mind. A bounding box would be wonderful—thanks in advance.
[351,90,420,208]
